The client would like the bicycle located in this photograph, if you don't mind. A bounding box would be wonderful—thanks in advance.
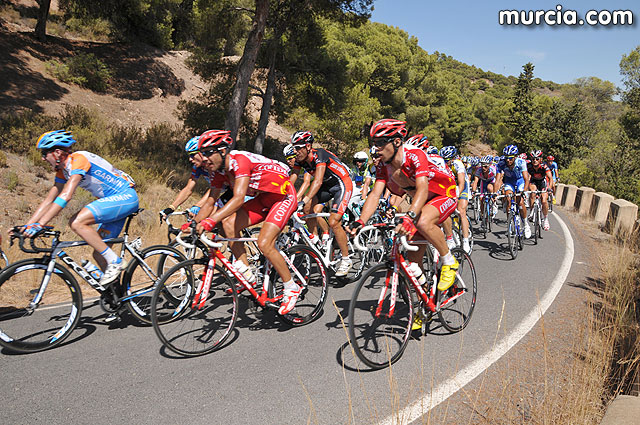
[526,190,544,245]
[476,192,495,238]
[498,193,525,259]
[150,230,329,357]
[347,223,477,370]
[0,210,187,353]
[0,235,8,270]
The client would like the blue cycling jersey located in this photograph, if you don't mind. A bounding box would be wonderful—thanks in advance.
[497,158,527,181]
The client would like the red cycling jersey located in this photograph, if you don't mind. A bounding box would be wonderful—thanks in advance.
[375,145,457,199]
[210,150,292,196]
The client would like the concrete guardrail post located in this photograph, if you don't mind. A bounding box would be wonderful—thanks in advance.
[599,395,640,425]
[575,187,596,216]
[605,199,639,236]
[562,185,578,209]
[555,184,566,206]
[590,192,615,227]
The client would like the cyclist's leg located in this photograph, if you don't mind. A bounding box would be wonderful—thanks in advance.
[224,204,253,266]
[312,201,329,236]
[328,178,352,258]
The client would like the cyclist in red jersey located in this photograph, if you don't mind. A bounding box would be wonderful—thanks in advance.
[348,119,460,293]
[187,130,301,315]
[291,131,354,277]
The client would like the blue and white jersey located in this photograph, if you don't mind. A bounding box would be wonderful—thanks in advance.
[497,158,527,181]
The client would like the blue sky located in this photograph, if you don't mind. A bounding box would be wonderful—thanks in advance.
[370,1,640,88]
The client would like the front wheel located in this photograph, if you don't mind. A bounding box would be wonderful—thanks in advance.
[277,244,328,326]
[0,259,82,353]
[151,258,238,357]
[348,263,413,370]
[438,248,477,332]
[507,211,518,260]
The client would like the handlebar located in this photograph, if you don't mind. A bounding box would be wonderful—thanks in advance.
[9,226,58,254]
[174,230,223,249]
[353,224,417,252]
[164,211,190,235]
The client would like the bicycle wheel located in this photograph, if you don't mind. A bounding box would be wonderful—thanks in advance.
[532,205,539,245]
[507,211,518,260]
[537,205,543,239]
[151,258,238,357]
[516,216,524,251]
[277,244,328,326]
[479,204,487,238]
[0,249,8,270]
[438,248,477,332]
[352,226,385,279]
[121,245,187,324]
[348,263,413,370]
[0,258,82,353]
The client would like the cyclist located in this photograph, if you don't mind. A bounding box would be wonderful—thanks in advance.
[495,144,532,239]
[546,155,558,191]
[291,131,354,277]
[283,144,304,186]
[159,136,212,221]
[189,130,301,315]
[351,151,372,201]
[440,146,471,253]
[527,150,554,231]
[19,130,138,286]
[471,155,498,219]
[349,118,459,300]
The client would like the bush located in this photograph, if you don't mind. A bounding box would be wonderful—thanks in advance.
[0,151,7,168]
[45,53,112,92]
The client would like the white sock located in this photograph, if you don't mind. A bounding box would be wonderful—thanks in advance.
[442,251,455,266]
[283,279,298,291]
[100,247,120,264]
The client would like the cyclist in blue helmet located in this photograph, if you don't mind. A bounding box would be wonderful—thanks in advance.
[20,130,138,290]
[160,136,214,221]
[495,144,532,238]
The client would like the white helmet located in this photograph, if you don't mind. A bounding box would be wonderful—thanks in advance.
[353,151,368,161]
[283,144,296,158]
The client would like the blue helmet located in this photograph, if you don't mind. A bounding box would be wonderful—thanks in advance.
[470,157,479,166]
[503,144,519,156]
[36,130,76,150]
[480,155,493,164]
[440,145,457,160]
[426,146,439,155]
[185,136,200,153]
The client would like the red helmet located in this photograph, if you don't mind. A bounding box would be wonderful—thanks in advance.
[519,152,528,160]
[530,150,543,159]
[198,130,233,151]
[369,119,407,140]
[547,155,554,161]
[405,134,424,146]
[291,131,314,146]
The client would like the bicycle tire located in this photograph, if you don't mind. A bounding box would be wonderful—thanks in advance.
[277,244,329,326]
[479,204,488,238]
[151,258,238,357]
[507,211,518,260]
[121,245,187,324]
[348,263,413,370]
[0,250,8,270]
[532,205,539,245]
[438,248,477,332]
[0,258,82,353]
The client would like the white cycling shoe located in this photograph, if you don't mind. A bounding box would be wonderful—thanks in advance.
[524,223,532,239]
[335,257,352,277]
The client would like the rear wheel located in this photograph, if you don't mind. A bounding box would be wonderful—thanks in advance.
[0,259,82,353]
[438,248,477,332]
[348,263,413,369]
[122,245,187,324]
[277,244,328,326]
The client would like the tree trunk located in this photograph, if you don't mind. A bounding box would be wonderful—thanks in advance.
[254,47,277,155]
[224,0,269,144]
[35,0,51,42]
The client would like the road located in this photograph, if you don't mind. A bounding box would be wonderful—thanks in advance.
[0,209,573,425]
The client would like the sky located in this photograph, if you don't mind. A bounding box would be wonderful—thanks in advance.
[370,0,640,89]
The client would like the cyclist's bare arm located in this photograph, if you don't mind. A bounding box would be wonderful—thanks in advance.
[361,176,371,199]
[170,177,198,209]
[194,187,221,222]
[207,176,249,226]
[194,188,211,208]
[471,175,479,192]
[301,164,326,204]
[356,179,386,225]
[36,175,82,226]
[289,172,298,186]
[523,170,531,192]
[297,172,312,200]
[25,182,63,226]
[456,171,465,194]
[546,169,554,191]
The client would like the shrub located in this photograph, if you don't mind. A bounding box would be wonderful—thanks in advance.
[0,151,7,168]
[6,171,19,192]
[46,53,112,92]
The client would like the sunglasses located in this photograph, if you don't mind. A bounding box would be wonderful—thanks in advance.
[292,144,306,151]
[188,152,199,158]
[41,148,55,159]
[200,148,220,157]
[505,156,515,160]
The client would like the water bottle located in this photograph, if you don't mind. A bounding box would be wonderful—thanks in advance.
[321,232,330,247]
[81,260,103,280]
[308,233,320,247]
[233,260,256,284]
[407,262,427,287]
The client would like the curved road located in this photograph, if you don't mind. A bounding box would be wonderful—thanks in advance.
[1,209,574,425]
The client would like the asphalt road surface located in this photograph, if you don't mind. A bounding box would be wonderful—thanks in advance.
[1,209,573,425]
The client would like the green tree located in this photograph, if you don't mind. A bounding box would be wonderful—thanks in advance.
[507,62,539,153]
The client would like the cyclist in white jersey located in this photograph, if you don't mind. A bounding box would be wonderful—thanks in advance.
[440,146,471,253]
[18,130,138,286]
